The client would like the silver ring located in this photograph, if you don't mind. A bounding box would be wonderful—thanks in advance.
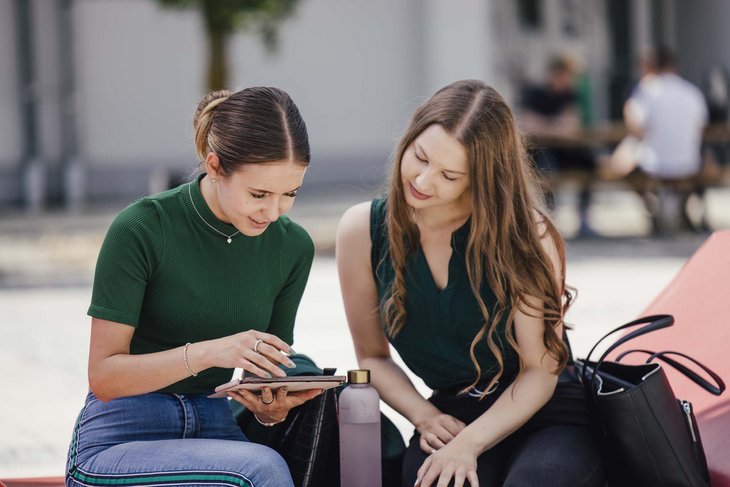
[253,339,263,354]
[261,395,274,405]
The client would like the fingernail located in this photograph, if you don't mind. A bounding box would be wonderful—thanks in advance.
[414,478,420,486]
[286,360,296,368]
[282,386,289,392]
[264,372,272,379]
[288,348,296,355]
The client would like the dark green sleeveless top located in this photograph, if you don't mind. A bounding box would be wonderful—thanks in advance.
[370,197,519,391]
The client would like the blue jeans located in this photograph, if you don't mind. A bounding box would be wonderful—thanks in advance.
[66,391,294,487]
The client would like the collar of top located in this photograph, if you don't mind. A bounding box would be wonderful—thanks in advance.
[186,173,241,240]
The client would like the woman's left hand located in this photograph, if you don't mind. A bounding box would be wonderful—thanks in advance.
[227,386,323,424]
[415,438,480,487]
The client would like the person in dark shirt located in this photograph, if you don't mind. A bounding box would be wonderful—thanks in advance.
[337,80,604,487]
[521,55,597,237]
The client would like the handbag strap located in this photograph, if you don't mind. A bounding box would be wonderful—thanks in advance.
[615,349,725,396]
[582,314,674,392]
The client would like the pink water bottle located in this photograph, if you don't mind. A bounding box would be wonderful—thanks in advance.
[339,369,382,487]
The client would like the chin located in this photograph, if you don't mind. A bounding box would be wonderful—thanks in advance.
[240,226,268,237]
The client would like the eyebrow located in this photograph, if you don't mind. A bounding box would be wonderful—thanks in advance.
[248,186,302,194]
[414,142,467,175]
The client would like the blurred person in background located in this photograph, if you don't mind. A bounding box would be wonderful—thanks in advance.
[624,46,710,234]
[337,80,605,487]
[520,54,597,238]
[65,87,322,487]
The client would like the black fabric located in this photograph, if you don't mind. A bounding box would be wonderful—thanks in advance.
[577,315,725,487]
[522,85,577,118]
[401,366,604,486]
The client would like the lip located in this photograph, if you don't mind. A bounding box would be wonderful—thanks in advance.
[248,216,270,229]
[408,183,432,200]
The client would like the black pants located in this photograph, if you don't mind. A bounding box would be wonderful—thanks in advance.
[402,373,605,487]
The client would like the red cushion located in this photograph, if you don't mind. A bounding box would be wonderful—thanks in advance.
[615,231,730,485]
[0,478,64,487]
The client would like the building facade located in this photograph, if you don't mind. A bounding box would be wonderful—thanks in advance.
[0,0,725,209]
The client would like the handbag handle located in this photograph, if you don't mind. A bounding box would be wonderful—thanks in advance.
[581,314,674,391]
[615,349,725,396]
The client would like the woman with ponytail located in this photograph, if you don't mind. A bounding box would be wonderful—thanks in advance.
[65,87,318,487]
[337,80,605,486]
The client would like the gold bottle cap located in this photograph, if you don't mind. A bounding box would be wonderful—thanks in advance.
[347,369,370,384]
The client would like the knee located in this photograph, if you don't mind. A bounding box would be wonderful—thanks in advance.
[503,457,605,487]
[250,446,294,487]
[503,426,605,487]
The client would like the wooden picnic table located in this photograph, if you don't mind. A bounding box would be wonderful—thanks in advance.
[528,122,730,149]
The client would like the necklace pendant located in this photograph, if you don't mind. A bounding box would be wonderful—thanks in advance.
[227,237,232,244]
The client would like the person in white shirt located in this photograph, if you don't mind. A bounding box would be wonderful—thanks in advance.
[624,46,709,233]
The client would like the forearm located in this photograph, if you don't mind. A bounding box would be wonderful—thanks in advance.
[89,341,214,401]
[456,368,558,454]
[359,356,440,426]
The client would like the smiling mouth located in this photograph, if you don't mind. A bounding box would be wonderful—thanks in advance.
[249,217,269,226]
[409,183,432,200]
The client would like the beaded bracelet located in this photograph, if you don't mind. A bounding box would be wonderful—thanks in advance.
[183,342,198,377]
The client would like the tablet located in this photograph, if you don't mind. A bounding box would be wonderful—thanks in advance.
[209,375,346,398]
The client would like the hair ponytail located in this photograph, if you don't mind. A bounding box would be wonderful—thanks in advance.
[193,90,232,162]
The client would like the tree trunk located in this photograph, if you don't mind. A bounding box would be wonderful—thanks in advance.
[207,29,229,91]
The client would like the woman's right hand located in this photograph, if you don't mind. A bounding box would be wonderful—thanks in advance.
[204,330,296,378]
[416,413,466,454]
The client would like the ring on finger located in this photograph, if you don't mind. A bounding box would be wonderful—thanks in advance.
[253,339,263,354]
[260,395,274,405]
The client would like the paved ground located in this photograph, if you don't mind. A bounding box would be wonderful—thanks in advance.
[1,185,728,477]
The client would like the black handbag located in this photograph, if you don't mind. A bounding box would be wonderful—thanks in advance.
[575,315,725,487]
[235,355,407,487]
[236,365,340,487]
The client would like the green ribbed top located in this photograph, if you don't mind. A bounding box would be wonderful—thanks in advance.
[88,174,315,394]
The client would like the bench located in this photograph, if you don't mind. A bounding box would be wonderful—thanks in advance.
[610,230,730,485]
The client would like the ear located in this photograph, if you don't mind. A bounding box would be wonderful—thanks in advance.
[204,152,222,179]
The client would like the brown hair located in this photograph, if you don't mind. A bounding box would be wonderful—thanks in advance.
[193,87,310,173]
[381,80,571,397]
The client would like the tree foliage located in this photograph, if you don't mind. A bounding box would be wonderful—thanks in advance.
[158,0,302,89]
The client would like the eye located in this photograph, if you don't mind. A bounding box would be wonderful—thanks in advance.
[414,150,427,163]
[442,173,457,182]
[285,192,298,198]
[251,193,267,199]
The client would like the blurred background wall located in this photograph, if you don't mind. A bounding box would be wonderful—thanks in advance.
[0,0,728,209]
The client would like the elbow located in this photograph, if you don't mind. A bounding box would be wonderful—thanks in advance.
[542,369,560,400]
[523,365,560,400]
[88,370,115,403]
[89,384,112,403]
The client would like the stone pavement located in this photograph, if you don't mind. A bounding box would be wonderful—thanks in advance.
[1,185,728,477]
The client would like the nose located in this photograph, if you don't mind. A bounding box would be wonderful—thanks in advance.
[262,198,280,222]
[414,167,433,192]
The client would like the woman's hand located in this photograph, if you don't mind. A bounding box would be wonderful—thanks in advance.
[416,413,466,453]
[415,437,479,487]
[227,386,323,423]
[203,330,296,378]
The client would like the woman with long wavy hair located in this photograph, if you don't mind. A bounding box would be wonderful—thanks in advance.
[336,80,604,486]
